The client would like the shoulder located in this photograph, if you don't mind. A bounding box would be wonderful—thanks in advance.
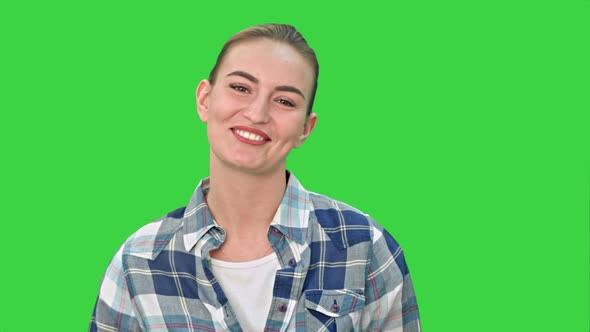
[308,191,405,265]
[308,192,413,282]
[308,191,389,249]
[120,206,186,260]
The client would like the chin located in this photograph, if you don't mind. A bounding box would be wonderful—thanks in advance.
[233,160,284,175]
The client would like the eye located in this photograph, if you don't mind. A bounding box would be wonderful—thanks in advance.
[229,84,249,93]
[276,98,295,108]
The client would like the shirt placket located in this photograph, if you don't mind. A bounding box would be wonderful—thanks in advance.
[194,230,243,331]
[263,226,310,332]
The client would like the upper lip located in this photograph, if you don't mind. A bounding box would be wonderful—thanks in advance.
[231,125,271,141]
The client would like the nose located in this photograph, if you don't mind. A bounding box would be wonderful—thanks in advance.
[243,94,270,124]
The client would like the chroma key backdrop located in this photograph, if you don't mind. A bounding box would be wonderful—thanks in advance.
[0,1,588,331]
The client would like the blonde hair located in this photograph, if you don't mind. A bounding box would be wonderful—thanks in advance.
[208,24,319,115]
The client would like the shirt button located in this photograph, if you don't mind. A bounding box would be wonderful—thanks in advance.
[288,258,297,267]
[278,303,287,312]
[331,304,340,313]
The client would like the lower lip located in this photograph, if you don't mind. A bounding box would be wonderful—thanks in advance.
[231,129,269,145]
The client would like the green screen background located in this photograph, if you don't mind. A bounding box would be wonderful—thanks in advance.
[1,1,588,331]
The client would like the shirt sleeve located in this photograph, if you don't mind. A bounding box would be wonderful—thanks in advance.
[360,226,421,331]
[89,245,142,332]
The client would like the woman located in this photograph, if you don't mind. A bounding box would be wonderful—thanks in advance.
[90,24,420,332]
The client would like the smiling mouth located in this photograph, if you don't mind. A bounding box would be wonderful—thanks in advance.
[231,127,271,144]
[234,129,266,142]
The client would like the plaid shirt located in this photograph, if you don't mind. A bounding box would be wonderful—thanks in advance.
[90,173,420,331]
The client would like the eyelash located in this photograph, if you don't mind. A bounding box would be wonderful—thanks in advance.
[276,98,295,107]
[229,84,249,93]
[229,84,296,108]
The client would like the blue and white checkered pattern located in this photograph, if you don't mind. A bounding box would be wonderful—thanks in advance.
[90,172,420,331]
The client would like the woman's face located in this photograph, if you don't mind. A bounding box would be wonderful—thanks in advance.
[196,39,317,175]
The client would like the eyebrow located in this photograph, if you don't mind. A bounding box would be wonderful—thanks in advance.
[276,85,306,100]
[227,70,258,83]
[226,70,306,100]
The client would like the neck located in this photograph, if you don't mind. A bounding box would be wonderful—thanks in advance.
[207,158,287,235]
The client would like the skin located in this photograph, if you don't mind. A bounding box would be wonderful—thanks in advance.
[195,39,318,262]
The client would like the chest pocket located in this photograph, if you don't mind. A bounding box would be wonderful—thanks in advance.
[304,289,365,331]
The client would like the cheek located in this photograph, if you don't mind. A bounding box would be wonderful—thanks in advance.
[277,116,306,142]
[209,90,245,119]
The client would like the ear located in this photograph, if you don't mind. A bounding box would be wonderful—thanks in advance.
[295,112,318,148]
[196,79,212,122]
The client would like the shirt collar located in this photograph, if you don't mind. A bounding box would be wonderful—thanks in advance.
[182,171,311,252]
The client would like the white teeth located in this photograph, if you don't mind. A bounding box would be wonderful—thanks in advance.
[235,129,264,141]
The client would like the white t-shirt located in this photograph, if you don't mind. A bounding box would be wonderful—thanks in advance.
[210,253,281,332]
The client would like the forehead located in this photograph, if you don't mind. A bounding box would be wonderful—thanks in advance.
[217,39,314,95]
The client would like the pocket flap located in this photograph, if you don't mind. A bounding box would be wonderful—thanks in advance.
[304,289,365,317]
